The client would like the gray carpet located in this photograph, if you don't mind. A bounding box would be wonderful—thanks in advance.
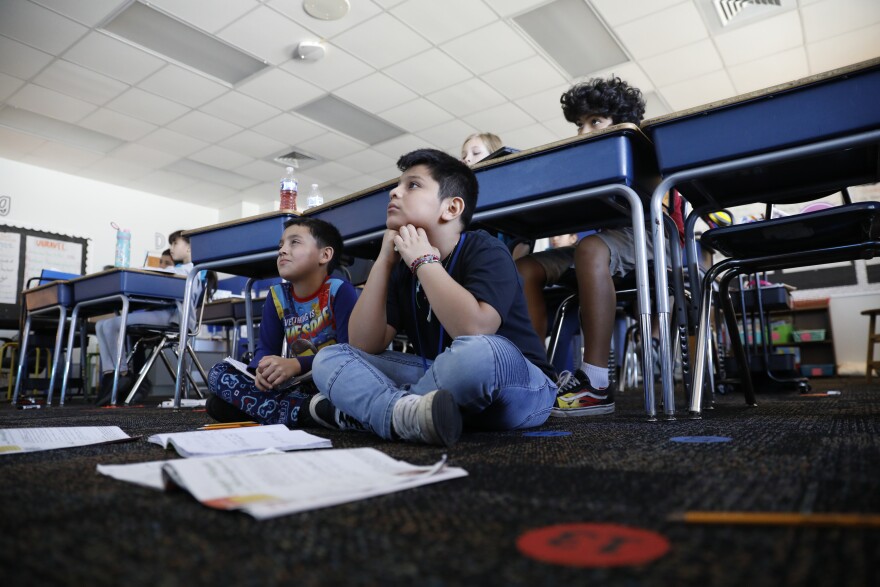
[1,377,878,586]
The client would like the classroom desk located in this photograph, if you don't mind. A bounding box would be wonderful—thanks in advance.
[173,211,297,407]
[57,268,186,406]
[13,280,75,405]
[642,57,880,417]
[202,297,266,356]
[308,125,666,419]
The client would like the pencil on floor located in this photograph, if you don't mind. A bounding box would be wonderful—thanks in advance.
[198,422,260,430]
[668,511,880,527]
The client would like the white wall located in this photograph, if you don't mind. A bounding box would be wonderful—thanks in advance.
[0,157,218,273]
[830,291,880,376]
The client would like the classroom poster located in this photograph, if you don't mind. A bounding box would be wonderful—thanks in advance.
[23,235,83,286]
[0,231,22,304]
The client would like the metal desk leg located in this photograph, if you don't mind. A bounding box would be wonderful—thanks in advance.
[244,277,256,357]
[44,306,68,406]
[108,297,130,406]
[12,313,33,405]
[59,305,82,406]
[173,269,200,408]
[649,186,677,419]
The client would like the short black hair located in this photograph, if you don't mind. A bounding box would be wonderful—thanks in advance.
[396,148,479,228]
[282,217,344,274]
[168,230,189,245]
[161,249,172,257]
[560,76,646,126]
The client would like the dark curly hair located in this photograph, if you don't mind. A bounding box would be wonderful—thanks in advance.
[560,76,646,127]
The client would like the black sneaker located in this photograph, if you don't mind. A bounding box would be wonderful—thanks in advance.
[95,373,115,407]
[391,390,462,447]
[551,369,615,417]
[308,394,367,431]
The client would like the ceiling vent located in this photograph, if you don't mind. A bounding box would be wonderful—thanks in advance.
[714,0,782,27]
[273,149,320,170]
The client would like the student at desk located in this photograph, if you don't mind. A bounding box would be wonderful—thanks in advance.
[515,76,684,417]
[205,218,358,429]
[94,230,194,406]
[158,248,174,269]
[310,149,556,447]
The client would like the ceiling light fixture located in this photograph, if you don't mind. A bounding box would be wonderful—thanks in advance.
[293,41,326,61]
[303,0,350,21]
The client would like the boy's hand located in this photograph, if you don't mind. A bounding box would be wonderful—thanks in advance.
[393,224,439,267]
[255,356,301,391]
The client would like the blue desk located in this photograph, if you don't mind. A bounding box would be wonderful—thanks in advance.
[58,268,186,406]
[309,125,666,419]
[174,211,298,407]
[202,297,266,356]
[642,57,880,417]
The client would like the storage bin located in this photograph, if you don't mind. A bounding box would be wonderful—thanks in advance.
[773,346,801,367]
[800,363,834,377]
[793,329,826,342]
[770,321,793,344]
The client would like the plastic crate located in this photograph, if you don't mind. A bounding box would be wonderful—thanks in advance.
[792,329,826,342]
[770,321,793,344]
[800,364,834,377]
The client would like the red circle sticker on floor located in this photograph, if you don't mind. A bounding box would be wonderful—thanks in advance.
[517,523,670,568]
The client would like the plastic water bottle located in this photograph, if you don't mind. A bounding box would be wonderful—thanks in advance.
[280,166,298,211]
[114,226,131,268]
[306,183,324,209]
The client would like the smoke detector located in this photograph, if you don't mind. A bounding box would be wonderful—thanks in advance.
[293,41,326,61]
[303,0,350,21]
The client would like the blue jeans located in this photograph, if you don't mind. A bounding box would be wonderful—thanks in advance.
[312,335,557,440]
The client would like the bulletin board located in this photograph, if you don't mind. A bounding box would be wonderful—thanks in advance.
[0,224,88,329]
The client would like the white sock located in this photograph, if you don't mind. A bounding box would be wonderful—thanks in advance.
[581,362,608,390]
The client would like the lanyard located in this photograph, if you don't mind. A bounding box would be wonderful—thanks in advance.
[410,233,467,372]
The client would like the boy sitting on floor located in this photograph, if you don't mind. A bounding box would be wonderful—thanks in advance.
[205,217,357,428]
[310,149,557,447]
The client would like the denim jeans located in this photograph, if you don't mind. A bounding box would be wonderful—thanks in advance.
[312,335,557,440]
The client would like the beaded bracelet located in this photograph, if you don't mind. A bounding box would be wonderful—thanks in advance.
[410,254,440,274]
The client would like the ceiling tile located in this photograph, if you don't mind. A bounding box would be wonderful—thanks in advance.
[0,126,46,159]
[148,0,260,33]
[384,49,472,95]
[137,128,209,157]
[280,47,374,91]
[138,65,229,108]
[372,0,406,7]
[590,0,687,26]
[391,0,497,44]
[801,0,880,43]
[642,91,671,119]
[32,0,129,27]
[482,55,566,101]
[236,159,287,182]
[541,116,574,139]
[515,84,569,122]
[336,173,385,193]
[658,69,736,111]
[333,13,432,69]
[166,110,243,143]
[7,83,96,122]
[174,180,239,202]
[64,32,166,85]
[81,157,153,182]
[427,78,507,117]
[588,61,655,94]
[335,72,417,113]
[297,132,367,159]
[110,143,180,168]
[442,22,535,75]
[24,141,104,172]
[714,10,803,67]
[79,108,158,141]
[640,39,724,87]
[189,145,254,169]
[33,60,128,105]
[220,130,288,160]
[0,36,54,79]
[237,68,325,110]
[302,161,361,184]
[462,102,536,134]
[728,47,809,94]
[127,170,198,193]
[372,133,437,157]
[0,1,88,54]
[615,3,708,60]
[482,0,554,18]
[378,98,454,132]
[0,72,25,101]
[251,112,327,144]
[806,22,880,73]
[216,5,312,65]
[201,92,280,128]
[498,122,559,151]
[105,88,190,126]
[417,119,478,153]
[336,149,398,174]
[267,0,383,38]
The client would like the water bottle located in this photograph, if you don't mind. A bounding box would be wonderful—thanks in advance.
[279,166,298,211]
[306,183,324,209]
[113,225,131,268]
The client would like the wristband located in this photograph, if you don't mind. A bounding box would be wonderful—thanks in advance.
[410,254,440,274]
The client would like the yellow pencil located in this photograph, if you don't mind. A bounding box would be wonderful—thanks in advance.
[198,422,260,430]
[668,511,880,527]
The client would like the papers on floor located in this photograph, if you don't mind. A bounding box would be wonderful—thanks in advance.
[0,426,132,455]
[159,398,207,408]
[147,424,331,457]
[97,448,468,519]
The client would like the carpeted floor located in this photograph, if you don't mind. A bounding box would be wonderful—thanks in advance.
[1,377,878,587]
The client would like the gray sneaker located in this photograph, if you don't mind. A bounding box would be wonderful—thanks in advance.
[308,394,367,431]
[391,390,462,447]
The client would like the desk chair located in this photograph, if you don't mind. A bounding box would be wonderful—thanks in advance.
[122,272,217,405]
[691,201,880,415]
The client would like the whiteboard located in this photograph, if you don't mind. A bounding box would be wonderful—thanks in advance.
[24,235,83,286]
[0,231,22,304]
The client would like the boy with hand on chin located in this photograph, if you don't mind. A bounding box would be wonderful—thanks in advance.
[205,217,358,428]
[311,149,557,447]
